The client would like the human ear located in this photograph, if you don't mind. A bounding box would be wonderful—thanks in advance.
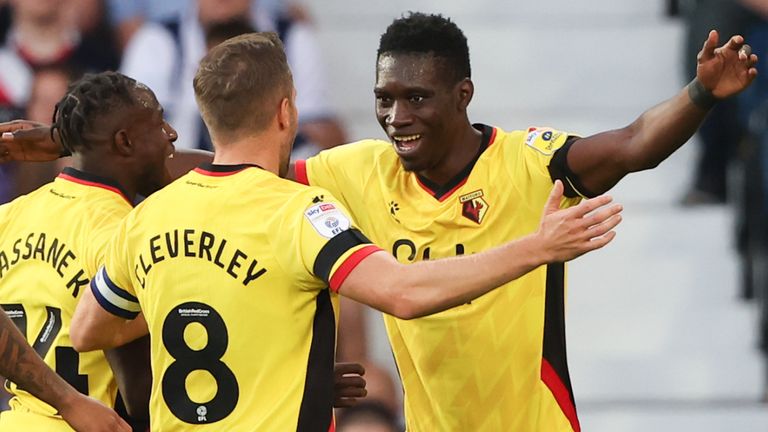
[277,97,291,130]
[113,129,133,156]
[457,78,474,110]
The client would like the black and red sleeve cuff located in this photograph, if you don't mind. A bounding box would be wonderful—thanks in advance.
[313,229,382,293]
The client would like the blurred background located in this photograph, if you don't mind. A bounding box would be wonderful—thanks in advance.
[2,0,768,431]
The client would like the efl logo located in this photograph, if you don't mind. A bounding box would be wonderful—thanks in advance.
[459,190,488,224]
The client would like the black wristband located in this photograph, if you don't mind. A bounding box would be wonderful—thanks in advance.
[687,78,718,110]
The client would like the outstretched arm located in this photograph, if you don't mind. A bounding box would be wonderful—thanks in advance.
[565,30,758,195]
[0,120,213,182]
[340,181,623,319]
[0,310,130,432]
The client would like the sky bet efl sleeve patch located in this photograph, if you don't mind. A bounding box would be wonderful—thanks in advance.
[304,202,351,238]
[524,127,568,156]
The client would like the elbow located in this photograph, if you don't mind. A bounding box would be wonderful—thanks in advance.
[69,327,91,352]
[70,323,102,352]
[385,290,422,321]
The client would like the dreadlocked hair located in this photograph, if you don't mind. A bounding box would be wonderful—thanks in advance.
[377,12,471,84]
[51,71,139,154]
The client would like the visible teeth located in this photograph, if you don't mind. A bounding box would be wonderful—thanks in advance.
[393,134,421,142]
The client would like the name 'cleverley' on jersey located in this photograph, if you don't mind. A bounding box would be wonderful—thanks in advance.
[134,228,268,288]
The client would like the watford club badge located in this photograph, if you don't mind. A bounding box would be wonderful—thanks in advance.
[459,190,488,224]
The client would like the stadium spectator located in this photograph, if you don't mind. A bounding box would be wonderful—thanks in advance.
[120,0,346,157]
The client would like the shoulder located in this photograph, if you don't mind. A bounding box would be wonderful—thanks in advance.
[311,139,394,166]
[518,126,570,156]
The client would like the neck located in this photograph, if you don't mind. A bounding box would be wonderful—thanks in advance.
[211,132,283,176]
[418,122,483,185]
[71,156,137,201]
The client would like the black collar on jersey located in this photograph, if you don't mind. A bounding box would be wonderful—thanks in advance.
[195,163,265,175]
[58,167,131,202]
[415,123,495,201]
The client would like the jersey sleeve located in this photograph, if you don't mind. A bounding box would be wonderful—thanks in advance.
[290,192,382,293]
[89,218,141,319]
[518,127,584,206]
[294,141,373,208]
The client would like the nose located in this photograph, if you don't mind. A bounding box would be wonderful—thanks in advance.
[386,100,412,128]
[164,122,178,143]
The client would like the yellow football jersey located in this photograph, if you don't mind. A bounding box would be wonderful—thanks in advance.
[0,168,127,430]
[91,164,380,431]
[299,124,583,432]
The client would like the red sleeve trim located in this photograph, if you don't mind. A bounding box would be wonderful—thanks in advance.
[328,245,382,293]
[294,159,309,185]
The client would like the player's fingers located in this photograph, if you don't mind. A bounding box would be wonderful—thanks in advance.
[580,203,623,228]
[334,362,365,376]
[334,396,364,408]
[111,415,132,432]
[584,230,617,251]
[570,194,614,218]
[725,34,745,52]
[585,214,623,239]
[699,30,718,61]
[543,180,564,215]
[335,375,367,389]
[0,120,30,134]
[334,387,368,398]
[749,53,759,68]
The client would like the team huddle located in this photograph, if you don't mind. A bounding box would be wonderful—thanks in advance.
[0,11,757,432]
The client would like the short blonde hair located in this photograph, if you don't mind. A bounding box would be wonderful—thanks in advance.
[193,32,293,141]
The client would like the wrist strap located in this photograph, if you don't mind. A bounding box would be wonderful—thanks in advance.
[687,78,718,110]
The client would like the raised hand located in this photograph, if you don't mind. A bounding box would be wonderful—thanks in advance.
[333,362,367,408]
[0,119,61,163]
[537,180,623,262]
[696,30,759,99]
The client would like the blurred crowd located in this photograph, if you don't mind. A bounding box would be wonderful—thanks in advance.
[673,0,768,401]
[0,0,402,430]
[4,0,768,429]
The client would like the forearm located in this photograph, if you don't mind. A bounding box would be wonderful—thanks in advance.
[377,234,548,319]
[71,290,147,351]
[569,84,709,194]
[0,311,77,410]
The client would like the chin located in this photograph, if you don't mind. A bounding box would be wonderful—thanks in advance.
[398,157,424,173]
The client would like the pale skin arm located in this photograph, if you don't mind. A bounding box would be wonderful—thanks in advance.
[0,310,130,432]
[561,31,759,195]
[340,181,623,319]
[70,288,148,352]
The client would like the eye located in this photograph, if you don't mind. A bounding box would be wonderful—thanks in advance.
[409,95,425,104]
[375,94,393,105]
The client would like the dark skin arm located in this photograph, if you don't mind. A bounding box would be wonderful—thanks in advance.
[0,310,130,432]
[565,31,758,195]
[104,335,151,421]
[0,121,213,183]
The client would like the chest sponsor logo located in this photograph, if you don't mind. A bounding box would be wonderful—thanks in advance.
[459,189,488,224]
[304,203,350,238]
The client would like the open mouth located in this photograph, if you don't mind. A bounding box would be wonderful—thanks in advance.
[391,134,422,155]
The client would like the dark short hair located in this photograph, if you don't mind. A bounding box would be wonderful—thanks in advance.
[205,18,256,49]
[377,12,471,84]
[51,71,141,154]
[194,32,293,141]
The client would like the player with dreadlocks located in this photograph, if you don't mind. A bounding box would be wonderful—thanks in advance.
[0,71,175,431]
